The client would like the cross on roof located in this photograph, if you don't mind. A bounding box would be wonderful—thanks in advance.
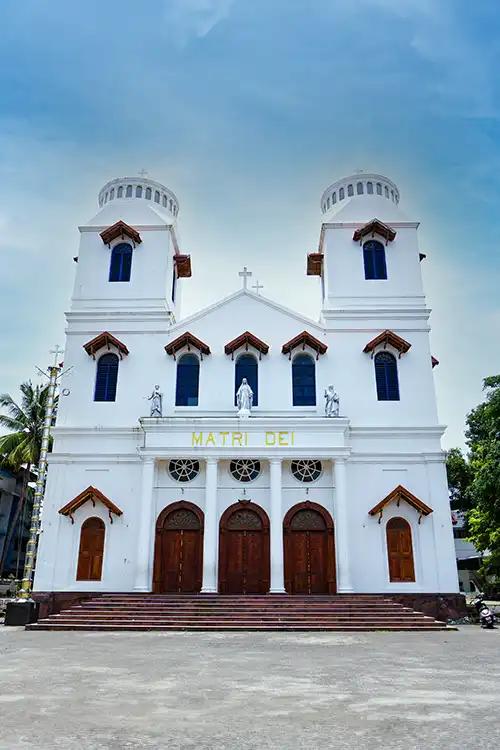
[238,266,252,290]
[138,169,149,178]
[251,280,264,295]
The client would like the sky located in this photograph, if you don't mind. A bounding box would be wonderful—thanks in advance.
[0,0,498,449]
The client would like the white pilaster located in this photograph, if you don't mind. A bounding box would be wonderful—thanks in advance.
[270,458,285,593]
[333,459,353,592]
[134,457,155,591]
[202,458,218,592]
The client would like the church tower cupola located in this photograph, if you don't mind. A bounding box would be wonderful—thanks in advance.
[98,176,179,219]
[320,172,400,216]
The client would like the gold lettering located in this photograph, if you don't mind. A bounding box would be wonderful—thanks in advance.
[206,432,216,446]
[278,431,289,446]
[232,432,243,446]
[220,431,229,446]
[265,431,276,446]
[192,432,203,446]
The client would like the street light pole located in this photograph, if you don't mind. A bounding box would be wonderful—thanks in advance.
[18,347,63,602]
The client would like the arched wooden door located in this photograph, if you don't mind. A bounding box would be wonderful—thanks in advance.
[284,502,336,594]
[76,517,105,581]
[386,517,415,582]
[153,502,204,593]
[219,502,270,594]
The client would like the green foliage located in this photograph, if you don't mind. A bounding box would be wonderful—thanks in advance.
[447,375,500,577]
[0,381,56,470]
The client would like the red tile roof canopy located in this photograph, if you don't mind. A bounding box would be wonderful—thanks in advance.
[59,486,123,524]
[100,220,142,247]
[282,331,328,360]
[83,332,129,359]
[174,254,192,278]
[368,484,433,524]
[307,253,323,276]
[224,331,269,360]
[431,356,439,368]
[353,219,396,245]
[165,331,211,360]
[363,330,411,358]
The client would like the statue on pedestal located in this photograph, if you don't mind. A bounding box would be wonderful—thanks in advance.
[148,385,163,417]
[324,385,340,418]
[236,378,253,418]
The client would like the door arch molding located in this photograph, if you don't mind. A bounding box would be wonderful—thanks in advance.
[153,500,204,593]
[218,501,270,594]
[283,501,336,594]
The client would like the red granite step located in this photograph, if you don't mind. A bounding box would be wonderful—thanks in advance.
[27,593,451,632]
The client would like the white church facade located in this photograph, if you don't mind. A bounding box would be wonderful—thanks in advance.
[33,172,459,606]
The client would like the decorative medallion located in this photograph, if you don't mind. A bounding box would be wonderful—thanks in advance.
[229,459,261,483]
[168,459,200,483]
[291,460,323,483]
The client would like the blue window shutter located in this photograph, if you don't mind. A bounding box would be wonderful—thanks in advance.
[363,241,387,280]
[109,243,132,282]
[234,354,258,406]
[94,353,119,402]
[374,352,399,401]
[292,354,316,406]
[176,354,200,406]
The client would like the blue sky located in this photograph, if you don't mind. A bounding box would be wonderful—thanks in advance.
[0,0,498,447]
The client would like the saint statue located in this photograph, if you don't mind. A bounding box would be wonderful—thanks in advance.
[236,378,253,417]
[148,385,163,417]
[324,385,340,418]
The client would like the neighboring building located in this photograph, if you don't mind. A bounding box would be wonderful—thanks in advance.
[33,172,459,605]
[0,468,32,578]
[452,511,482,593]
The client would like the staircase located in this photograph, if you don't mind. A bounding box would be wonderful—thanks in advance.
[27,594,451,631]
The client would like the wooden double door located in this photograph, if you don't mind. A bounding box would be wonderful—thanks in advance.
[284,502,336,594]
[218,502,270,594]
[153,502,204,593]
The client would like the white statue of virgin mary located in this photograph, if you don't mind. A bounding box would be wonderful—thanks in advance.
[236,378,253,417]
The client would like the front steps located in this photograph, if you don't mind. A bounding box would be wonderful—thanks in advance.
[27,594,452,632]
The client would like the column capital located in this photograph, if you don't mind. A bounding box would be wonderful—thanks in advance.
[269,457,282,466]
[206,457,218,465]
[142,456,155,465]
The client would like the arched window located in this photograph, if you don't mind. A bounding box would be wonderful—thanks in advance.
[339,187,345,200]
[145,187,152,200]
[234,354,258,406]
[76,517,105,581]
[384,185,389,198]
[126,185,132,197]
[292,354,316,406]
[162,195,167,207]
[386,517,415,582]
[94,353,119,402]
[109,188,115,200]
[347,184,354,196]
[154,190,160,203]
[363,240,387,280]
[357,181,363,194]
[109,242,132,282]
[136,185,142,198]
[326,197,330,209]
[117,186,123,198]
[374,352,399,401]
[376,182,382,195]
[332,192,336,204]
[367,181,373,194]
[175,353,200,406]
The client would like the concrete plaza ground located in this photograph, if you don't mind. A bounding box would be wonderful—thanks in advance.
[0,625,499,750]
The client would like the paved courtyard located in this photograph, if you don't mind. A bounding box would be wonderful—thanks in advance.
[0,625,499,750]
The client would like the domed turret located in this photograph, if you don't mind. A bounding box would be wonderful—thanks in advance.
[97,176,179,217]
[321,173,400,215]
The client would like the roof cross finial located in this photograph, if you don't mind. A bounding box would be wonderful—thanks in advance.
[138,168,149,178]
[50,345,64,367]
[238,266,252,290]
[251,280,264,295]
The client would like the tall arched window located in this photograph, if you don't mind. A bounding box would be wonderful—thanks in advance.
[363,240,387,280]
[292,354,316,406]
[76,517,105,581]
[109,243,132,282]
[175,353,200,406]
[235,354,258,406]
[94,353,119,402]
[374,352,399,401]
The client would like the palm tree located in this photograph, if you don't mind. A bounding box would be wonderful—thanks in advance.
[0,381,56,576]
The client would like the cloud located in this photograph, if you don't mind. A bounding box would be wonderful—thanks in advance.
[164,0,234,46]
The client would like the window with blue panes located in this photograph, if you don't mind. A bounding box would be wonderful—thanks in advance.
[292,354,316,406]
[94,353,119,402]
[363,240,387,280]
[234,354,258,406]
[109,243,132,282]
[374,352,399,401]
[175,354,200,406]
